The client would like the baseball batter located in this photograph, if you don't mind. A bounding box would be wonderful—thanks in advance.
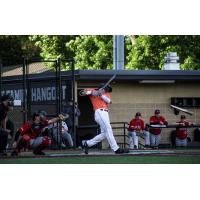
[149,109,168,149]
[81,85,128,154]
[175,115,192,147]
[128,112,150,149]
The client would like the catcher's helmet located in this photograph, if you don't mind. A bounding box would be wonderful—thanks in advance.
[38,110,47,119]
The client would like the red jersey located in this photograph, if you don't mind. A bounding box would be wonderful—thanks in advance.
[149,115,167,135]
[128,118,145,132]
[89,91,111,111]
[19,120,49,139]
[176,121,190,139]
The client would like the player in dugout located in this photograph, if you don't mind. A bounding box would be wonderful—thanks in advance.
[149,109,168,149]
[175,115,192,147]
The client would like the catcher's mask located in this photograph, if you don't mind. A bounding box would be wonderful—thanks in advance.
[98,84,112,93]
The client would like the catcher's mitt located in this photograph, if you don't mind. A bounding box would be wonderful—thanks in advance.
[58,114,69,121]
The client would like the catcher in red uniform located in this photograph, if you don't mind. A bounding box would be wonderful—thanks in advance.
[149,109,168,149]
[11,111,67,156]
[175,115,192,147]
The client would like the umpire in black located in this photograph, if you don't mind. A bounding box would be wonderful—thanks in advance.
[0,94,14,156]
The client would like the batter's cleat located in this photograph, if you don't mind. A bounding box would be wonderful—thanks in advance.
[33,150,46,155]
[115,148,129,154]
[82,140,89,154]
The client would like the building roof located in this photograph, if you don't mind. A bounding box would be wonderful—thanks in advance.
[2,69,200,83]
[1,63,50,77]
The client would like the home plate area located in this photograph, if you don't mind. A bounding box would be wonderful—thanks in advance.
[49,149,176,157]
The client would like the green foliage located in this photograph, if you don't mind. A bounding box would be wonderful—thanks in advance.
[0,35,40,66]
[30,35,75,70]
[126,35,200,70]
[1,35,200,70]
[66,35,113,69]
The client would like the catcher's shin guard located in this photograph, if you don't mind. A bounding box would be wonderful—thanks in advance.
[17,137,28,151]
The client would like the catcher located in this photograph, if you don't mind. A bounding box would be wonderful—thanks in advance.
[11,111,68,156]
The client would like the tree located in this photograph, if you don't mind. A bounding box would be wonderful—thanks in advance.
[0,35,40,66]
[66,35,113,69]
[126,35,200,70]
[30,35,75,70]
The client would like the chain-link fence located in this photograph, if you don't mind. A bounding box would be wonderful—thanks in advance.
[0,57,76,149]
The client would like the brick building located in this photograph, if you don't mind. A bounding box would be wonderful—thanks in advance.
[1,68,200,147]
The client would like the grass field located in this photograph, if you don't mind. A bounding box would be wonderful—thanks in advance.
[1,149,200,164]
[1,155,200,164]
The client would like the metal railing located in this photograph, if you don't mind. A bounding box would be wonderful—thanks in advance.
[76,122,130,149]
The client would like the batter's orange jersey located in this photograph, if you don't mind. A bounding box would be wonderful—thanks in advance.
[89,90,111,111]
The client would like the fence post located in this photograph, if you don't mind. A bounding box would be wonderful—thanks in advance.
[0,58,2,97]
[57,58,62,114]
[23,57,28,123]
[71,59,76,147]
[123,122,126,149]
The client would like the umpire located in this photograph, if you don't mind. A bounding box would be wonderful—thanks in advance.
[0,94,14,156]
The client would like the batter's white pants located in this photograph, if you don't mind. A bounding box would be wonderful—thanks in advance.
[150,133,161,147]
[129,131,150,149]
[87,109,119,151]
[176,137,187,147]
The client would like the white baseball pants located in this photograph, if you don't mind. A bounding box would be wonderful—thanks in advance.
[87,109,119,151]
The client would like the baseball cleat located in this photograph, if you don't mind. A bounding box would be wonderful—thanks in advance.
[33,150,46,155]
[82,140,89,154]
[115,148,129,154]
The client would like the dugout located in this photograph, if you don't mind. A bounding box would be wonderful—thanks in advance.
[1,67,200,148]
